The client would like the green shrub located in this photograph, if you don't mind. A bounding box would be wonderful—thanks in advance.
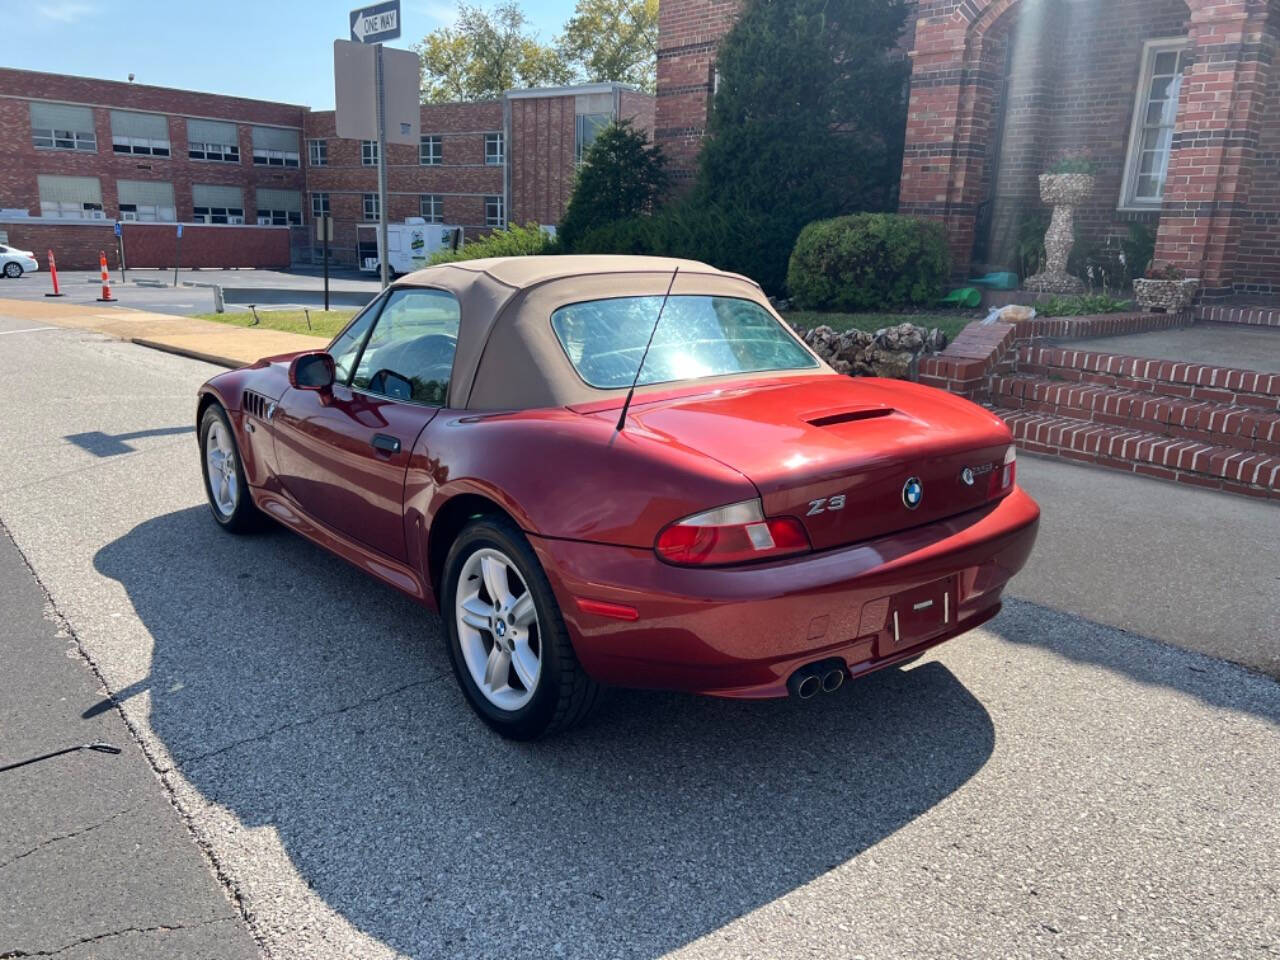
[558,120,668,251]
[428,222,555,265]
[785,214,952,311]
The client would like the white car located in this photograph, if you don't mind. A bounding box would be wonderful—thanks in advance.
[0,244,39,278]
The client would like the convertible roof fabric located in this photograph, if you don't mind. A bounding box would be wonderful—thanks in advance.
[395,255,828,409]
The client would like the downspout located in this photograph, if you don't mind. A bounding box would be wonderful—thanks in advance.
[502,94,511,229]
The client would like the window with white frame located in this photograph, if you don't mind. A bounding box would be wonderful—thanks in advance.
[30,102,97,152]
[420,194,443,222]
[37,174,104,219]
[187,119,239,162]
[307,139,328,166]
[192,184,245,224]
[485,194,504,228]
[361,140,379,166]
[255,188,302,225]
[1121,39,1190,209]
[311,192,330,219]
[110,110,170,156]
[117,180,176,222]
[485,132,504,166]
[363,192,380,220]
[419,134,442,165]
[251,126,300,167]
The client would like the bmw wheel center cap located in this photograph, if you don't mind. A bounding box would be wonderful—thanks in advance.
[903,477,924,509]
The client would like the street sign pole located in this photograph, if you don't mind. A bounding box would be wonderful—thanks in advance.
[376,42,389,290]
[323,216,331,311]
[173,223,183,287]
[114,221,127,284]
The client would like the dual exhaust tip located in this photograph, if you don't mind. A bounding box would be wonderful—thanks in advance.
[788,658,846,700]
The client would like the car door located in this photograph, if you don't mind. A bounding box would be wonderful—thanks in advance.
[272,287,461,562]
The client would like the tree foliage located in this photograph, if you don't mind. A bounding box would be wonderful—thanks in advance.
[416,2,573,103]
[688,0,911,292]
[558,0,659,92]
[559,120,668,249]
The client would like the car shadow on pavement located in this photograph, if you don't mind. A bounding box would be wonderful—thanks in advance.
[989,599,1280,728]
[95,507,995,958]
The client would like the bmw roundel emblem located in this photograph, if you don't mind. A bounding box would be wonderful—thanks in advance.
[902,477,924,510]
[961,467,975,487]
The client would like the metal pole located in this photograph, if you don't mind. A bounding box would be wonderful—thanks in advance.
[375,42,389,290]
[173,228,181,287]
[117,232,127,284]
[323,216,331,311]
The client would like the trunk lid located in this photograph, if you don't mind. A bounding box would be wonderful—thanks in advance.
[605,376,1013,550]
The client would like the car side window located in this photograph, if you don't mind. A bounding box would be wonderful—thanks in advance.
[352,288,460,406]
[328,296,385,385]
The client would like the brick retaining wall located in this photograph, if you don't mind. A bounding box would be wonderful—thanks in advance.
[0,219,290,270]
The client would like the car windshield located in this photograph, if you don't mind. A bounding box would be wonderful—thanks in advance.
[550,295,818,390]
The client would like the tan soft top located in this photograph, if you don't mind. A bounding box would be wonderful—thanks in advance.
[393,255,828,409]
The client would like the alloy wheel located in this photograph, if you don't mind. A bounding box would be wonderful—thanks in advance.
[455,548,541,711]
[205,420,239,517]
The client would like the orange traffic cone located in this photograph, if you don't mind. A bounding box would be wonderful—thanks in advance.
[96,250,116,302]
[44,249,65,297]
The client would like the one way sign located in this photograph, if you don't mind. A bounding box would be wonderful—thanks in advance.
[350,0,400,44]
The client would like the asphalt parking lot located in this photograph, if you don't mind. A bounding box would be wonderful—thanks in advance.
[0,315,1276,959]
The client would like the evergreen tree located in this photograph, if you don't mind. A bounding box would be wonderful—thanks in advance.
[559,120,669,250]
[691,0,910,292]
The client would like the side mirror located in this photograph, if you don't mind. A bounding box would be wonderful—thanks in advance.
[288,351,336,392]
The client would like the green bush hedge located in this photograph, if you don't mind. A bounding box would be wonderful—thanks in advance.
[428,222,555,265]
[786,214,952,311]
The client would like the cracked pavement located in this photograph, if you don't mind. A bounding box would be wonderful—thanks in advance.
[0,312,1276,959]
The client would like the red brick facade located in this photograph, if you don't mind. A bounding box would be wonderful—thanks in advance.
[1,68,653,270]
[0,221,290,271]
[660,0,1280,300]
[899,0,1280,299]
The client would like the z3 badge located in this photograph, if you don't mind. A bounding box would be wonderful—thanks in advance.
[807,494,846,516]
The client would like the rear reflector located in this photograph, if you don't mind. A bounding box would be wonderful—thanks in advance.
[989,445,1016,496]
[575,597,640,621]
[656,498,811,566]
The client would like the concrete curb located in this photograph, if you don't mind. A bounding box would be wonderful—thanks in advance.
[130,338,240,369]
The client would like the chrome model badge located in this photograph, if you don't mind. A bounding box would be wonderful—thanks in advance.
[961,467,975,486]
[902,476,924,509]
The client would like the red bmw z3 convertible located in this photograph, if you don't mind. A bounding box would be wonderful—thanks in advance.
[197,256,1040,739]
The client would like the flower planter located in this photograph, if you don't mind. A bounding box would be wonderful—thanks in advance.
[1134,278,1199,313]
[1024,173,1096,295]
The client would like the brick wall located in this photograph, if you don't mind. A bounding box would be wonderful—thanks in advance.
[654,0,744,186]
[508,95,576,227]
[0,219,290,270]
[0,67,306,228]
[980,0,1190,269]
[303,101,504,266]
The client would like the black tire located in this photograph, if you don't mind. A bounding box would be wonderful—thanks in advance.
[3,262,21,279]
[442,515,603,740]
[199,404,263,534]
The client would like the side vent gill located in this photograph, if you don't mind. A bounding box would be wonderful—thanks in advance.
[806,407,893,428]
[242,390,270,419]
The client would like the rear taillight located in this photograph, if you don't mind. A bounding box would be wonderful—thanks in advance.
[656,498,811,566]
[989,445,1016,496]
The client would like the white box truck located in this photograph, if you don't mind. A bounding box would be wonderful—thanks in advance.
[358,218,463,275]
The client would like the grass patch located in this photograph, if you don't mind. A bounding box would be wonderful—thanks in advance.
[191,308,356,338]
[783,310,979,342]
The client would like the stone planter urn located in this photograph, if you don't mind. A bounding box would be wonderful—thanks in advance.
[1024,173,1096,295]
[1133,278,1199,313]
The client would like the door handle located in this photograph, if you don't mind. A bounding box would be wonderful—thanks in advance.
[371,433,401,454]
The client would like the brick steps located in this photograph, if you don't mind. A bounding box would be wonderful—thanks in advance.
[991,375,1280,454]
[996,408,1280,498]
[1017,346,1280,410]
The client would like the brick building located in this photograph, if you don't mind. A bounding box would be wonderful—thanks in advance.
[0,68,652,269]
[657,0,1280,301]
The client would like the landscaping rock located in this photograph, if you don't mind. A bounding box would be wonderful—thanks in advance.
[796,321,947,381]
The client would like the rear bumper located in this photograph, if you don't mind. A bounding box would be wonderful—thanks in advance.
[530,487,1040,698]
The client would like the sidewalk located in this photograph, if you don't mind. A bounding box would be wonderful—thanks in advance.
[0,527,259,958]
[0,298,323,368]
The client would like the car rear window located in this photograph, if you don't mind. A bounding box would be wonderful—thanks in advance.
[550,295,818,390]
